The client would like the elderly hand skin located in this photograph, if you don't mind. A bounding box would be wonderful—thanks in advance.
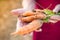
[49,4,60,23]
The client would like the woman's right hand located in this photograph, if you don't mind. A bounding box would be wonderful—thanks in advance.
[11,8,27,35]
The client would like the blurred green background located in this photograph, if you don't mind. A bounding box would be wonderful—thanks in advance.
[0,0,32,40]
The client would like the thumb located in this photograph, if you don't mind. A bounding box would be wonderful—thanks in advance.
[53,4,60,13]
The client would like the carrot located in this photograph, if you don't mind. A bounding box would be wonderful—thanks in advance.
[20,14,46,22]
[11,9,56,36]
[20,12,46,22]
[36,13,46,19]
[12,20,43,35]
[22,11,36,16]
[20,16,36,22]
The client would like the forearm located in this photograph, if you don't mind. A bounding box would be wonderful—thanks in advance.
[22,0,35,11]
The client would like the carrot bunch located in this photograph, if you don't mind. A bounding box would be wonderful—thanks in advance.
[11,9,55,36]
[20,9,46,22]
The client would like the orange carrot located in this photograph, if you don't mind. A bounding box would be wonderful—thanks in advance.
[22,11,36,16]
[36,13,46,19]
[20,16,36,22]
[20,12,46,22]
[11,20,43,35]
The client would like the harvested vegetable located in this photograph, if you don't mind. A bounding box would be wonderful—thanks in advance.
[11,9,60,36]
[22,11,36,16]
[11,20,43,35]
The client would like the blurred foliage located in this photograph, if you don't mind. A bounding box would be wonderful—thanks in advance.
[0,0,32,40]
[0,0,21,40]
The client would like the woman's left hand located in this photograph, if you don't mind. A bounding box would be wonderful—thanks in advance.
[49,4,60,23]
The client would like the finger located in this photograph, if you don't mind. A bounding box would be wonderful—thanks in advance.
[53,4,60,13]
[48,19,58,23]
[50,15,60,21]
[11,8,26,15]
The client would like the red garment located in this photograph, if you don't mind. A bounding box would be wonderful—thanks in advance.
[35,0,60,10]
[33,0,60,40]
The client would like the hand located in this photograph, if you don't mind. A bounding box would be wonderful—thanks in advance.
[48,4,60,23]
[11,8,26,16]
[11,8,27,36]
[11,19,28,36]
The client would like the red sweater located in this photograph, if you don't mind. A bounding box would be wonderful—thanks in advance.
[33,0,60,40]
